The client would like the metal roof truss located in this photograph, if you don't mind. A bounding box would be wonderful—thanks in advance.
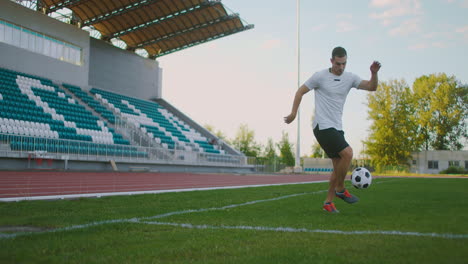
[40,0,253,58]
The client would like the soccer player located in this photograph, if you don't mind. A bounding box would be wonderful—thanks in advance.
[284,47,381,213]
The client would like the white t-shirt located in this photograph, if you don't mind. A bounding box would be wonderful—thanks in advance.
[304,68,362,131]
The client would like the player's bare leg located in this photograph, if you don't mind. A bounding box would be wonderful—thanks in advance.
[325,146,353,203]
[334,146,359,203]
[335,146,353,191]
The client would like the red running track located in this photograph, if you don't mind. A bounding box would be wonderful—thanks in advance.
[0,171,330,201]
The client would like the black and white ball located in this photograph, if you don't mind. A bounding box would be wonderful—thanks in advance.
[351,167,372,189]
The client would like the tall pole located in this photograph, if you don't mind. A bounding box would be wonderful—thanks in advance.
[294,0,302,172]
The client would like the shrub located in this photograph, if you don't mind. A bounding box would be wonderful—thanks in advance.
[440,166,467,174]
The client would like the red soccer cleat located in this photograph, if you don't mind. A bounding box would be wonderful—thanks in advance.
[323,202,339,213]
[335,189,359,204]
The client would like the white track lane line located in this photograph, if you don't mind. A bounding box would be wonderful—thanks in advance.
[0,181,328,202]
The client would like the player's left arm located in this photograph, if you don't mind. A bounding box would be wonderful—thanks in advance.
[358,61,381,91]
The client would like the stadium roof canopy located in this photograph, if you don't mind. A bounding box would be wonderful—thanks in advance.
[37,0,253,58]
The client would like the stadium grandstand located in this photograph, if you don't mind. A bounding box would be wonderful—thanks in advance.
[0,0,255,173]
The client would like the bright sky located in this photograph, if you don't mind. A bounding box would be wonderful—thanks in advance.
[159,0,468,157]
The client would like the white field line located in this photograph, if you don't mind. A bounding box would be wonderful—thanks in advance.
[141,190,327,220]
[0,189,327,239]
[139,221,468,240]
[0,219,134,239]
[5,179,461,241]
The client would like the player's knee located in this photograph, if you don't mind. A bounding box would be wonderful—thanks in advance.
[340,146,353,161]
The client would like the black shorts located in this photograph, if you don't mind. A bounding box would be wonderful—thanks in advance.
[313,125,349,159]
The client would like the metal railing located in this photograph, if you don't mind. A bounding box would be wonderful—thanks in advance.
[0,133,252,168]
[114,115,162,149]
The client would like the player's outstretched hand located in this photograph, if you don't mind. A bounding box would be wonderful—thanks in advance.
[370,61,381,74]
[284,113,296,124]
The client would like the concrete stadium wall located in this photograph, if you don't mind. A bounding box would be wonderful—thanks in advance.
[0,1,90,87]
[0,157,254,174]
[88,38,162,100]
[0,1,162,99]
[303,158,333,169]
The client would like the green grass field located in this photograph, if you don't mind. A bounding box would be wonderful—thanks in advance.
[1,177,468,264]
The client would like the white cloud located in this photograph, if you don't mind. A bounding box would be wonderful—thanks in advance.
[336,21,358,32]
[455,25,468,41]
[423,31,454,40]
[369,0,423,26]
[389,18,421,36]
[408,41,450,50]
[370,0,395,7]
[370,6,410,20]
[380,19,393,26]
[455,25,468,33]
[334,14,357,33]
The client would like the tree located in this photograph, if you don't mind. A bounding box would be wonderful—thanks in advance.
[277,131,295,166]
[412,73,468,150]
[308,113,323,158]
[263,138,277,161]
[231,124,261,157]
[310,142,323,158]
[204,124,228,142]
[364,79,420,169]
[262,138,279,172]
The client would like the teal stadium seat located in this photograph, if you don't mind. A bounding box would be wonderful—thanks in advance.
[0,67,142,157]
[90,88,223,154]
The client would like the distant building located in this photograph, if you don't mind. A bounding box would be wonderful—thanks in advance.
[410,151,468,174]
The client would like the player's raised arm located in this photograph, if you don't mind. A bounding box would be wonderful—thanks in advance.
[358,61,381,91]
[284,85,310,124]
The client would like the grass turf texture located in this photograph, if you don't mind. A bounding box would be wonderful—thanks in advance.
[1,178,467,263]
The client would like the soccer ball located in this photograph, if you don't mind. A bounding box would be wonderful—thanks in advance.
[351,167,372,189]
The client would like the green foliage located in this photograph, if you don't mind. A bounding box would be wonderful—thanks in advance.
[204,124,228,142]
[310,142,323,158]
[257,138,282,172]
[231,124,262,157]
[365,74,468,170]
[263,138,277,160]
[413,74,468,151]
[439,166,467,174]
[277,131,295,166]
[364,79,419,170]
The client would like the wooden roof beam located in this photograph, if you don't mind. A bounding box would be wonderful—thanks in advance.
[106,1,221,39]
[136,14,239,49]
[154,23,253,58]
[46,0,88,13]
[82,0,164,27]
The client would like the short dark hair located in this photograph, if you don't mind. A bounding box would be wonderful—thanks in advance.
[332,47,347,59]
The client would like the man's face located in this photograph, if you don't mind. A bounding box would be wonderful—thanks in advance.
[330,56,347,75]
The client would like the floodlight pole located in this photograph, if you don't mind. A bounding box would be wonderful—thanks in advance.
[294,0,302,173]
